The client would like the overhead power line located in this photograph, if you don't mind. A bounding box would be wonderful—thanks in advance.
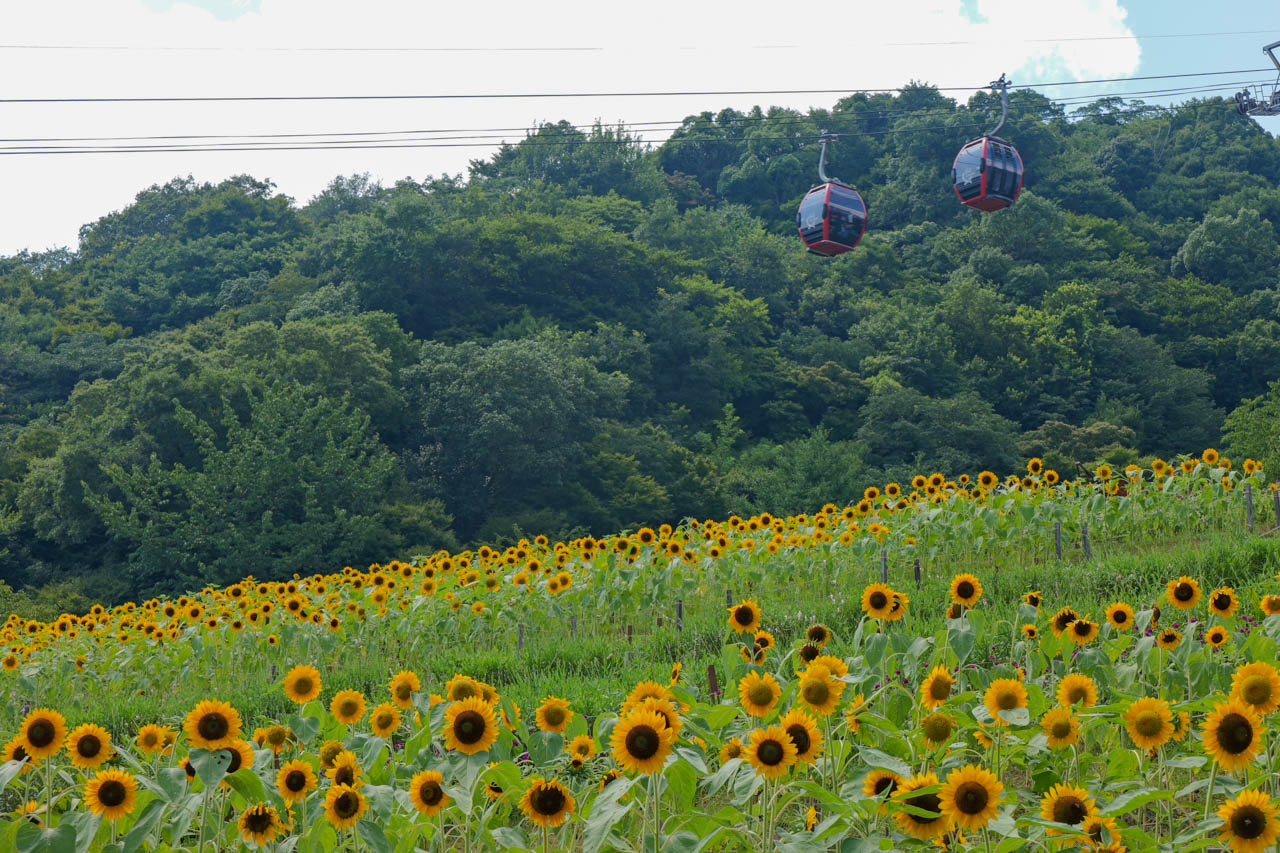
[0,68,1272,105]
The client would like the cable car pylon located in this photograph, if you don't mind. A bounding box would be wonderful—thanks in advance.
[1234,41,1280,116]
[796,132,868,256]
[952,73,1024,212]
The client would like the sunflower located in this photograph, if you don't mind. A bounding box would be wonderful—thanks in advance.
[1216,788,1280,853]
[1206,626,1230,648]
[861,583,896,620]
[1082,815,1123,851]
[893,771,951,841]
[984,678,1027,726]
[1068,617,1099,645]
[238,802,284,845]
[1056,673,1097,708]
[184,699,242,751]
[1171,711,1193,743]
[1167,577,1202,610]
[1203,699,1264,772]
[1231,662,1280,716]
[408,769,451,817]
[1050,608,1079,637]
[369,702,402,738]
[566,735,596,759]
[1203,447,1220,465]
[1041,784,1097,841]
[18,708,66,760]
[1041,707,1080,749]
[1157,628,1182,651]
[719,737,744,763]
[1021,624,1038,640]
[84,769,137,822]
[324,783,368,830]
[330,690,366,725]
[536,696,573,733]
[519,776,575,828]
[276,759,317,804]
[610,709,676,774]
[738,671,782,717]
[326,750,363,788]
[1210,587,1239,618]
[1260,595,1280,616]
[920,666,955,710]
[1124,697,1174,750]
[863,769,902,801]
[1023,590,1043,611]
[388,670,420,709]
[445,674,480,703]
[318,739,345,770]
[442,696,498,755]
[939,764,1002,832]
[66,723,112,770]
[282,665,322,704]
[950,574,983,607]
[222,739,255,784]
[753,630,775,652]
[669,662,682,685]
[920,712,955,748]
[978,471,998,489]
[726,599,762,634]
[797,668,843,717]
[1105,602,1134,631]
[779,709,823,765]
[135,724,172,756]
[744,726,797,780]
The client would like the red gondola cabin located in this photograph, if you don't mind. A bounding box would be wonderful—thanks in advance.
[796,182,867,256]
[952,136,1023,212]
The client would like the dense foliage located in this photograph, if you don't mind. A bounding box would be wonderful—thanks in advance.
[1,89,1278,602]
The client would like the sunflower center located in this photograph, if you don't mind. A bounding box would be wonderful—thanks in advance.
[808,628,826,643]
[801,678,831,706]
[1231,805,1266,839]
[724,742,742,759]
[544,706,566,727]
[339,700,359,718]
[733,606,754,626]
[1073,622,1090,636]
[197,713,228,741]
[1134,711,1163,738]
[334,766,354,786]
[1218,713,1254,754]
[1175,583,1194,602]
[292,677,314,696]
[869,592,888,609]
[873,776,897,796]
[26,721,55,748]
[1053,795,1087,825]
[1241,676,1273,707]
[625,725,659,759]
[996,689,1018,710]
[394,684,411,701]
[245,809,273,832]
[334,792,359,818]
[375,712,393,729]
[929,677,953,702]
[1051,720,1072,739]
[748,682,775,706]
[98,780,126,808]
[1055,613,1076,631]
[757,740,785,766]
[955,781,988,814]
[1213,593,1231,611]
[76,735,102,758]
[285,771,307,792]
[786,724,811,755]
[956,581,975,599]
[1066,687,1087,704]
[141,733,158,747]
[226,748,244,774]
[905,792,942,824]
[454,710,486,744]
[419,781,443,805]
[532,786,567,816]
[1113,611,1128,623]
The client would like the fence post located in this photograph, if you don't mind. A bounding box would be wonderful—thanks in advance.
[1273,485,1280,531]
[880,550,888,584]
[1082,523,1092,560]
[1054,521,1062,563]
[626,624,634,645]
[706,665,721,700]
[726,588,733,607]
[676,600,683,633]
[913,558,921,590]
[1245,482,1254,533]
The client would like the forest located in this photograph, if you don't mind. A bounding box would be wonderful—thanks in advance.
[2,84,1279,607]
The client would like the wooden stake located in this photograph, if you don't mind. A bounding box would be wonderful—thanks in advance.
[1273,485,1280,531]
[626,624,634,645]
[726,588,733,606]
[676,600,683,633]
[706,665,720,699]
[913,558,921,590]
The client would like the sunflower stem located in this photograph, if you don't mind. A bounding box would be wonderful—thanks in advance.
[1203,760,1218,821]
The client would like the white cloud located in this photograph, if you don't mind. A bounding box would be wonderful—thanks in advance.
[0,0,1142,254]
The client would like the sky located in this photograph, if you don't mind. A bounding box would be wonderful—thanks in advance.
[0,0,1277,255]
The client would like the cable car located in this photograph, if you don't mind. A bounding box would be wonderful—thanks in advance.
[1235,40,1280,116]
[952,74,1024,212]
[797,133,867,256]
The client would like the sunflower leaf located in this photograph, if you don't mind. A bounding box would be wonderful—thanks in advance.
[188,748,232,788]
[582,777,634,853]
[16,823,76,853]
[120,798,166,853]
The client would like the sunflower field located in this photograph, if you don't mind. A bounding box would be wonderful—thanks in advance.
[1,452,1279,851]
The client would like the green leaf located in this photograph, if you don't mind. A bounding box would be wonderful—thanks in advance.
[357,819,392,853]
[858,748,910,778]
[188,748,232,789]
[0,759,31,798]
[949,622,975,666]
[121,798,166,853]
[583,777,634,853]
[490,826,530,852]
[16,824,76,853]
[863,633,888,669]
[665,758,699,813]
[1102,787,1173,817]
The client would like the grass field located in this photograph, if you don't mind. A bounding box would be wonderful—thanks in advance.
[2,458,1280,851]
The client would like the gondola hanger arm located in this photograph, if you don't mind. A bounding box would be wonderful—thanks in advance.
[987,73,1010,137]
